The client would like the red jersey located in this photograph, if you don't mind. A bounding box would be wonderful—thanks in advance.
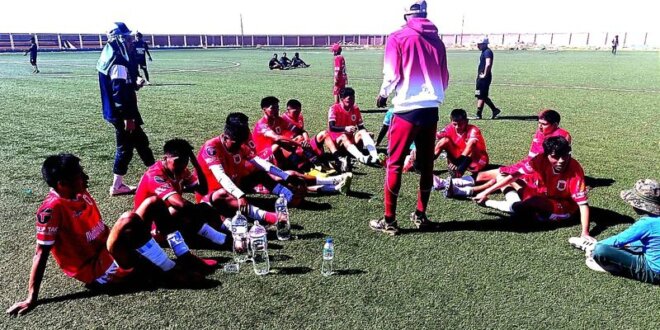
[510,155,588,205]
[197,134,258,192]
[252,115,297,155]
[36,190,114,284]
[328,103,363,128]
[528,128,572,159]
[282,112,305,131]
[437,123,488,160]
[334,55,347,84]
[134,161,197,209]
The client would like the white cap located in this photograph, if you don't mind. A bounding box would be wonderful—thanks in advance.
[477,36,489,45]
[404,0,427,15]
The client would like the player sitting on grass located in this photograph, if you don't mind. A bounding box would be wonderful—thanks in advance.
[196,113,307,227]
[253,97,352,194]
[472,136,594,242]
[269,54,284,70]
[7,154,206,316]
[133,139,227,272]
[442,109,571,198]
[580,179,660,284]
[290,52,310,68]
[327,87,381,167]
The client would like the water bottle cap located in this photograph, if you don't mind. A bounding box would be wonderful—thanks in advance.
[326,237,333,243]
[279,193,285,198]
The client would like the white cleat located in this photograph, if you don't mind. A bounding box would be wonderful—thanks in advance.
[110,183,136,196]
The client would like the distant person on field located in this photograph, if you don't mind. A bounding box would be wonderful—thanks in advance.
[582,179,660,284]
[280,52,291,68]
[611,35,619,55]
[6,154,205,316]
[133,32,153,84]
[372,0,449,235]
[97,22,155,196]
[331,43,348,103]
[269,53,284,70]
[291,52,310,68]
[472,37,501,120]
[24,36,39,74]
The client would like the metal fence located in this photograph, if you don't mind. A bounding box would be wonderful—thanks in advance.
[0,31,655,52]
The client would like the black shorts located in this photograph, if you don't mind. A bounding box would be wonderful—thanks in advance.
[137,58,147,67]
[30,58,37,65]
[475,76,492,99]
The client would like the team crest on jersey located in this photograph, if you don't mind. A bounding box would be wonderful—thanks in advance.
[233,154,242,164]
[154,176,166,184]
[557,180,567,191]
[351,114,356,122]
[37,208,53,224]
[206,146,217,157]
[275,127,281,134]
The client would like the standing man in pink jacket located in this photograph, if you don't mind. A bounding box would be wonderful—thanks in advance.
[371,0,449,235]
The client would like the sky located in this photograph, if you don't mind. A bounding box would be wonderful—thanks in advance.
[0,0,656,35]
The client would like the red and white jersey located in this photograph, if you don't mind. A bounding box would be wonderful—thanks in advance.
[334,55,347,83]
[511,155,588,205]
[197,134,258,191]
[328,103,363,128]
[252,115,297,155]
[437,123,488,160]
[35,190,114,284]
[528,128,572,159]
[282,112,305,131]
[134,161,197,209]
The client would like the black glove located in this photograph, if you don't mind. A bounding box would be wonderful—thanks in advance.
[376,96,388,108]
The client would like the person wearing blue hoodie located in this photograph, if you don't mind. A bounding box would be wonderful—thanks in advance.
[97,22,155,196]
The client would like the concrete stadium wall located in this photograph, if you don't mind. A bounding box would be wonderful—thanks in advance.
[0,32,656,52]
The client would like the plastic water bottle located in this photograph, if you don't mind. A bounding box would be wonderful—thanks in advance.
[249,222,270,275]
[231,211,249,264]
[275,194,291,241]
[321,237,334,276]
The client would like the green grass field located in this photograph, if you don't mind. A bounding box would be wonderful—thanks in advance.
[1,48,659,328]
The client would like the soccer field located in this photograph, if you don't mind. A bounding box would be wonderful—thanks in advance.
[0,48,659,328]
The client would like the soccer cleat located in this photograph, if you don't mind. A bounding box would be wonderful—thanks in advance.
[337,173,353,194]
[433,176,448,191]
[585,257,606,272]
[568,236,597,252]
[410,212,435,230]
[491,108,501,119]
[469,112,483,120]
[179,253,219,275]
[109,183,136,196]
[369,219,400,236]
[338,156,351,173]
[444,175,455,198]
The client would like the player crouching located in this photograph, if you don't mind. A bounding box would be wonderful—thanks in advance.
[7,154,207,316]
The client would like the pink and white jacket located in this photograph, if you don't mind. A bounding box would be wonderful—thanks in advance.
[379,17,449,112]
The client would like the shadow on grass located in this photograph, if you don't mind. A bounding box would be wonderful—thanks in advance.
[270,254,292,262]
[296,200,332,211]
[148,83,196,87]
[493,115,538,121]
[399,206,633,236]
[334,269,367,276]
[37,277,221,307]
[294,232,326,240]
[585,176,615,190]
[271,266,313,275]
[360,109,389,114]
[347,190,373,200]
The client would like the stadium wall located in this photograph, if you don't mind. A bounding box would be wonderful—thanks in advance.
[0,32,656,52]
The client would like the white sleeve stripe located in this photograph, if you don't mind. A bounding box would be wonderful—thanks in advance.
[162,191,177,200]
[109,64,128,80]
[37,240,55,245]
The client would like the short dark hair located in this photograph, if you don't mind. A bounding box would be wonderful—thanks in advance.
[41,154,82,188]
[163,138,193,157]
[286,99,302,109]
[450,109,468,121]
[339,87,355,99]
[539,109,561,125]
[273,53,278,57]
[136,32,143,38]
[543,136,572,157]
[225,112,250,142]
[261,96,279,109]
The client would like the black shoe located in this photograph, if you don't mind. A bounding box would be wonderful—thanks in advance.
[491,108,501,119]
[470,112,483,120]
[410,212,435,231]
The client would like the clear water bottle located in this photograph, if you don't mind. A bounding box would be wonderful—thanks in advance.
[275,193,291,241]
[249,222,270,275]
[231,211,249,264]
[321,237,334,276]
